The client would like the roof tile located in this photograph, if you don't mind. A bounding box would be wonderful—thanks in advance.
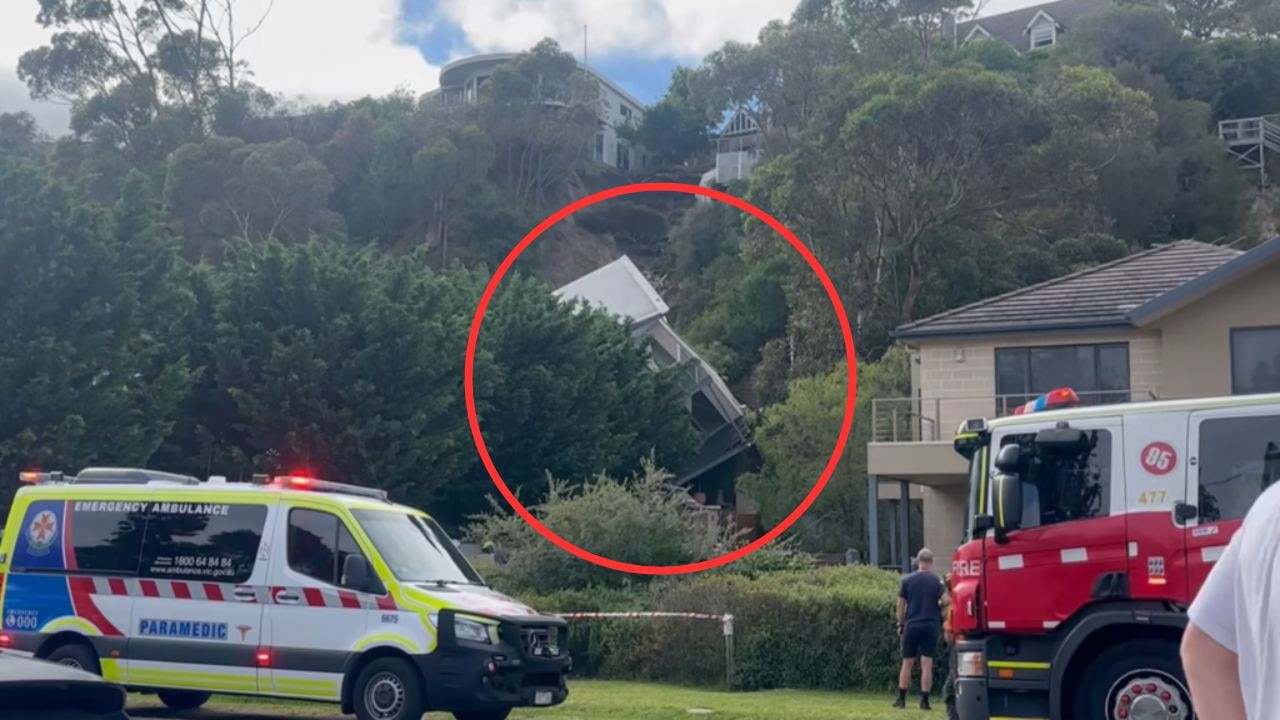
[896,241,1243,339]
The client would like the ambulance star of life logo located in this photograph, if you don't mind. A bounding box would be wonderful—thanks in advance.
[26,510,57,557]
[237,625,252,641]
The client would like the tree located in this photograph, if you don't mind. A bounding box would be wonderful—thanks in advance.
[19,0,273,140]
[413,124,496,266]
[471,273,700,521]
[164,136,342,255]
[830,68,1047,325]
[690,20,852,155]
[740,348,908,554]
[618,67,718,166]
[0,113,46,159]
[0,159,192,513]
[478,39,600,210]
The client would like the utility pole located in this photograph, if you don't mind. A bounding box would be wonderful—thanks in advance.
[583,24,588,65]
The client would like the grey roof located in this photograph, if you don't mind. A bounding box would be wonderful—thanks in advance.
[896,241,1245,340]
[956,0,1108,48]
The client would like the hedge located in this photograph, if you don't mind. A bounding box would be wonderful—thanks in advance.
[508,565,949,692]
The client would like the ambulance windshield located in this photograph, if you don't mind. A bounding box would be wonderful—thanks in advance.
[352,510,485,586]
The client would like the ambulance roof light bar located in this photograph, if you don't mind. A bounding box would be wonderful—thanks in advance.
[73,468,201,485]
[252,473,389,502]
[1011,387,1081,416]
[19,471,64,484]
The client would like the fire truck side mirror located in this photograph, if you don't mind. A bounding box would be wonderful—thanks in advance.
[993,473,1023,543]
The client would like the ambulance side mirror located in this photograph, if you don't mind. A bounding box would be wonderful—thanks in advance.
[992,473,1023,544]
[341,554,376,593]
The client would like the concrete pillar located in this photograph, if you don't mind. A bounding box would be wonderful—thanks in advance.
[867,475,879,568]
[899,480,911,572]
[923,484,969,568]
[887,501,897,568]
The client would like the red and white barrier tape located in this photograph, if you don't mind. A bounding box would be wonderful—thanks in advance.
[557,611,731,621]
[555,611,734,635]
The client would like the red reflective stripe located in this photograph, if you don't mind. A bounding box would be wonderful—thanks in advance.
[303,588,325,607]
[338,591,360,609]
[139,580,160,598]
[204,583,224,602]
[171,582,191,600]
[376,594,397,611]
[61,501,77,571]
[68,577,121,636]
[108,578,127,596]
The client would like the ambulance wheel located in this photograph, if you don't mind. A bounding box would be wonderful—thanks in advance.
[353,657,426,720]
[45,643,101,675]
[453,710,511,720]
[1073,639,1193,720]
[157,690,211,711]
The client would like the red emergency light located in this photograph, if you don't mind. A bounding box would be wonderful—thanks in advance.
[1012,388,1080,415]
[279,476,315,489]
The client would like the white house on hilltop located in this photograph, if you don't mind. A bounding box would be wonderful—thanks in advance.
[425,53,649,172]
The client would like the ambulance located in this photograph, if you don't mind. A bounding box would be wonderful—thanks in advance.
[0,468,570,720]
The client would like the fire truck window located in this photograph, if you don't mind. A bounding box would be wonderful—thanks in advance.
[1197,414,1280,522]
[999,429,1111,528]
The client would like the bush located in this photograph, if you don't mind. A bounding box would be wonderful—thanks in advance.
[646,566,906,691]
[465,460,731,594]
[500,564,935,692]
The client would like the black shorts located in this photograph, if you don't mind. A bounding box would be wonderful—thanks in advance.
[902,622,939,659]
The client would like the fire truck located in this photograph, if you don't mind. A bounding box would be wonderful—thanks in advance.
[949,388,1280,720]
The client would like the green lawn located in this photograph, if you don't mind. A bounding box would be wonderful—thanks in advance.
[129,680,938,720]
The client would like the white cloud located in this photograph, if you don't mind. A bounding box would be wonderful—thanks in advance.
[435,0,804,63]
[0,0,438,135]
[235,0,439,106]
[0,3,70,134]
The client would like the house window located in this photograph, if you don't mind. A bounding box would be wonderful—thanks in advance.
[995,343,1130,414]
[621,104,632,119]
[1030,24,1056,49]
[1231,327,1280,394]
[616,141,630,170]
[595,133,605,163]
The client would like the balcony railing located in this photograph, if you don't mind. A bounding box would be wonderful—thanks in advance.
[870,390,1156,443]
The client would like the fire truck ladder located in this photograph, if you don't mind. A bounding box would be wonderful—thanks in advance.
[1220,116,1280,188]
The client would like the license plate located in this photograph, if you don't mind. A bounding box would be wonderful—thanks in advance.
[535,691,553,706]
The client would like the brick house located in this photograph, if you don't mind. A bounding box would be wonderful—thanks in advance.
[867,238,1280,569]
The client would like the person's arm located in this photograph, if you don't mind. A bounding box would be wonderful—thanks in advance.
[897,579,908,634]
[1182,532,1246,720]
[1182,622,1245,720]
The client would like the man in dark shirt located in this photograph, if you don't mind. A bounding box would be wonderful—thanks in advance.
[894,548,949,710]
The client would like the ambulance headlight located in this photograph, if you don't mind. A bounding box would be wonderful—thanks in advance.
[455,617,493,644]
[429,613,494,644]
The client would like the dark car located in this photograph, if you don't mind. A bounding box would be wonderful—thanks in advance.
[0,651,129,720]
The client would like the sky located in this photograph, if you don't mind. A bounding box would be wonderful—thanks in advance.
[0,0,1047,136]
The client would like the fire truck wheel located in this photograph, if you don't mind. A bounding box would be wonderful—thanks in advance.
[1073,638,1193,720]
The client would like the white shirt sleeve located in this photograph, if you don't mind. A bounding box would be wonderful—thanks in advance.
[1187,528,1242,655]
